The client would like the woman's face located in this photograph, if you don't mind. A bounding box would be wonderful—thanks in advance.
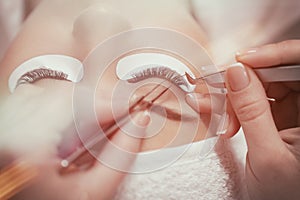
[0,0,214,151]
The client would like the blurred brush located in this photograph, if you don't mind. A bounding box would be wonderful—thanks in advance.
[0,162,37,200]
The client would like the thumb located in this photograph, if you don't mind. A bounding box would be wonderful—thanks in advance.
[225,63,284,154]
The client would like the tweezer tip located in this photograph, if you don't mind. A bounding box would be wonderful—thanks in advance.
[61,160,69,168]
[185,72,197,85]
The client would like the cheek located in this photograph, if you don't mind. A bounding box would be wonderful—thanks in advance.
[92,47,213,151]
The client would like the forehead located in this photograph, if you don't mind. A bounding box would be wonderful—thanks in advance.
[1,0,205,85]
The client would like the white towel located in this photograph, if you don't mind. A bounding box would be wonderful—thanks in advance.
[114,131,249,200]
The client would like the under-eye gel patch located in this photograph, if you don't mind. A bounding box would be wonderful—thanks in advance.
[8,55,83,93]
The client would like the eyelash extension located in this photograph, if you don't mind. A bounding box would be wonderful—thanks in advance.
[127,66,188,88]
[17,67,69,86]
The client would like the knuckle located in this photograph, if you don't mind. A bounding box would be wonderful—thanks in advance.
[277,40,295,47]
[235,98,269,123]
[275,40,293,65]
[261,151,282,167]
[276,40,296,52]
[253,150,288,179]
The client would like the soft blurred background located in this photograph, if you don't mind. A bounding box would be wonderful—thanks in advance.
[1,0,300,64]
[0,0,40,61]
[190,0,300,63]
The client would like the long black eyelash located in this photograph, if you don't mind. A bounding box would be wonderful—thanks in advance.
[17,67,69,86]
[127,66,188,87]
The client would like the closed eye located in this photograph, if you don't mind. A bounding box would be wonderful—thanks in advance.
[126,65,195,92]
[17,67,69,86]
[115,53,196,92]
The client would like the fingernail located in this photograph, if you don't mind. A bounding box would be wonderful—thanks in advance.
[186,93,205,112]
[121,111,150,138]
[135,110,151,127]
[236,48,257,58]
[186,93,205,101]
[216,114,229,135]
[226,63,249,91]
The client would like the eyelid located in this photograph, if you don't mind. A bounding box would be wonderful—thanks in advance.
[8,55,83,93]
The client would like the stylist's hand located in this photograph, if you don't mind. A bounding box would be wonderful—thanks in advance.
[0,81,149,200]
[226,40,300,200]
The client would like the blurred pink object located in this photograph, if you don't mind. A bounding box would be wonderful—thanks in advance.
[191,0,300,64]
[0,0,24,61]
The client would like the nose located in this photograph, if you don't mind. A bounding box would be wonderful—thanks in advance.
[72,5,131,57]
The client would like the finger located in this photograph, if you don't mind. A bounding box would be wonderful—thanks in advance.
[236,40,300,67]
[221,100,240,139]
[279,128,300,164]
[80,111,150,199]
[279,127,300,146]
[225,63,285,155]
[186,93,225,114]
[95,94,129,125]
[186,93,240,138]
[185,93,212,114]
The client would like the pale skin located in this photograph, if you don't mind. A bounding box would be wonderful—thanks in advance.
[232,40,300,200]
[0,0,299,199]
[0,0,211,199]
[189,40,300,199]
[186,40,300,200]
[0,0,210,150]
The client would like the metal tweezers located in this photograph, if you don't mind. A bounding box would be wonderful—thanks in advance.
[59,83,170,174]
[188,65,300,85]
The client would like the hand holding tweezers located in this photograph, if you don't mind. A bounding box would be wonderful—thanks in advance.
[188,64,300,85]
